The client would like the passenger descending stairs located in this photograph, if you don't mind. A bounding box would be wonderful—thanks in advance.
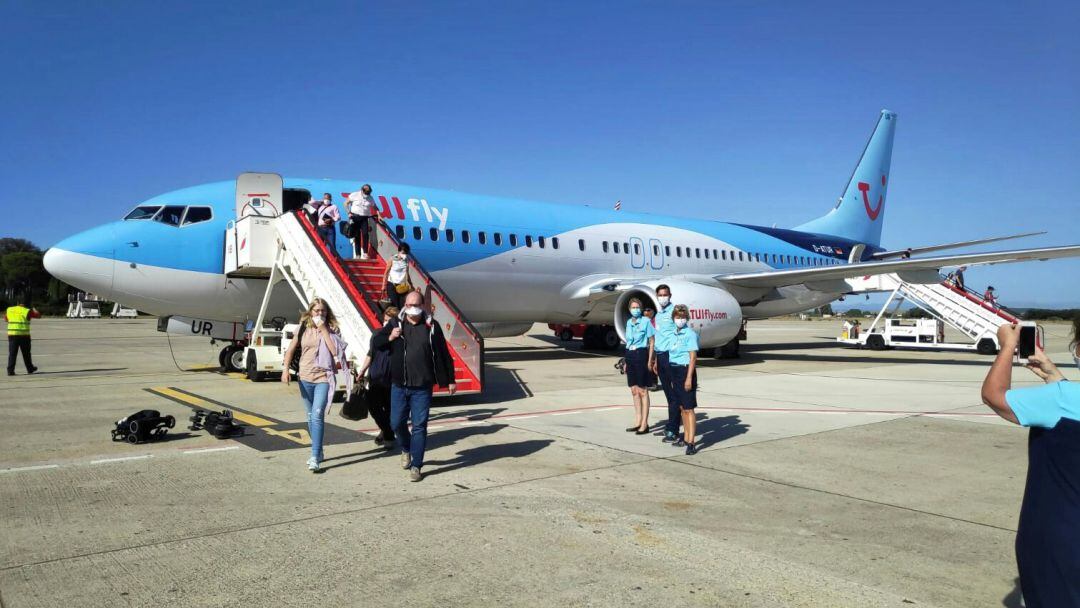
[272,211,484,395]
[866,273,1019,351]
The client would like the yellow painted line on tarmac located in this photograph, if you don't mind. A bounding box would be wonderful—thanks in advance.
[150,386,275,427]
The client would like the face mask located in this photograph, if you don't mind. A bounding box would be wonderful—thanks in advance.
[403,306,423,317]
[630,308,642,318]
[312,315,324,327]
[657,296,670,307]
[674,318,687,329]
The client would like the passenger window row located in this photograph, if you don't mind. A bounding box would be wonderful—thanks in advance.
[395,225,561,250]
[388,224,842,267]
[123,205,214,227]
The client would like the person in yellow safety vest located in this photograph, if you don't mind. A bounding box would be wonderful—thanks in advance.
[6,296,40,376]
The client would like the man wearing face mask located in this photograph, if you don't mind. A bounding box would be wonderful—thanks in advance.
[648,284,680,443]
[980,319,1080,607]
[371,291,456,482]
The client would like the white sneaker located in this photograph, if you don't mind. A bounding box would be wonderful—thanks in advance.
[307,457,320,472]
[359,253,369,260]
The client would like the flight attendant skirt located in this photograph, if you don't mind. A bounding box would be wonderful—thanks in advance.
[625,348,648,387]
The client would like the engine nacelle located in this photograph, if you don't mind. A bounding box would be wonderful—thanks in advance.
[472,322,534,338]
[614,280,743,348]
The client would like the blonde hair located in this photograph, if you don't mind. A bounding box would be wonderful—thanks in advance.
[672,304,690,319]
[299,297,339,331]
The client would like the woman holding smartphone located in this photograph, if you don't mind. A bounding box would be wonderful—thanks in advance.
[981,321,1080,607]
[282,298,346,472]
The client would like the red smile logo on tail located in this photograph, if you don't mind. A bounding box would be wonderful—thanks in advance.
[858,175,886,220]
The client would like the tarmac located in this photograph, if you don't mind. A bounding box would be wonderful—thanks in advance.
[2,317,1075,607]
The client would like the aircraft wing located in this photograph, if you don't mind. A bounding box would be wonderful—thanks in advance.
[869,231,1046,260]
[715,245,1080,289]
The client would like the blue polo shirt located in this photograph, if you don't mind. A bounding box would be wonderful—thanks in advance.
[668,326,699,366]
[653,303,676,353]
[1007,380,1080,428]
[624,317,654,350]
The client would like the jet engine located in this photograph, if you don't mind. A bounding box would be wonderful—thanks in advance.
[614,280,743,348]
[472,322,534,338]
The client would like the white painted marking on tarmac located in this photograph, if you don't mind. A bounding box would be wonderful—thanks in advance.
[551,412,581,416]
[460,421,488,426]
[89,455,153,465]
[507,415,539,420]
[182,446,240,455]
[0,464,60,474]
[596,407,624,412]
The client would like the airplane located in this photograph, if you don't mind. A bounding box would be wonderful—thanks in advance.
[43,110,1080,372]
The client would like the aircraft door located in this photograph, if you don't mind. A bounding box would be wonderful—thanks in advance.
[648,238,665,269]
[629,237,645,269]
[235,173,284,219]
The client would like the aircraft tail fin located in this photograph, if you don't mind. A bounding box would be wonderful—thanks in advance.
[796,110,897,247]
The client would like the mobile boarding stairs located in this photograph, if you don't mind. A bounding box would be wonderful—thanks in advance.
[223,173,484,396]
[838,273,1020,354]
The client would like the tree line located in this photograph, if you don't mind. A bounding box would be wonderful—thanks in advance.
[0,238,73,314]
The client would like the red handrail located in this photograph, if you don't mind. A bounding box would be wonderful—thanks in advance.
[295,212,383,329]
[940,281,1019,323]
[371,220,484,345]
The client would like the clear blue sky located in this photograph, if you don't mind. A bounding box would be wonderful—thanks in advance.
[2,1,1078,307]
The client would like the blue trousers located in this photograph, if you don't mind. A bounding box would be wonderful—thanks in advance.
[317,225,338,256]
[656,351,680,435]
[391,385,433,469]
[298,380,329,461]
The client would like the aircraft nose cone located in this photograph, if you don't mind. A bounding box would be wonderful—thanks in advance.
[44,224,117,298]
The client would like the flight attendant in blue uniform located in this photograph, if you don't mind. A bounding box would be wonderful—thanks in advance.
[981,322,1080,607]
[667,305,700,455]
[623,297,655,435]
[649,284,680,443]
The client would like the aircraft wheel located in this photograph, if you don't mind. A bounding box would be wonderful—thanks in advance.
[581,326,600,350]
[601,326,620,350]
[717,339,740,359]
[976,338,998,355]
[245,349,264,382]
[866,335,887,351]
[220,345,244,373]
[559,328,574,342]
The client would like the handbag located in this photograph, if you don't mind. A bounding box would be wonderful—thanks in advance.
[340,383,370,421]
[339,220,355,239]
[394,281,412,295]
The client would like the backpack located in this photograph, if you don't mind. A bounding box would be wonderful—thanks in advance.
[369,341,392,386]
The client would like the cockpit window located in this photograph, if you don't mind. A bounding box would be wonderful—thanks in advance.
[182,206,213,226]
[154,205,186,226]
[124,205,161,220]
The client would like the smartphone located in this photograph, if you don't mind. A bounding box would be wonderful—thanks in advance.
[1017,322,1044,362]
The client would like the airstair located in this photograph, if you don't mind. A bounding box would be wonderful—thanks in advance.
[842,273,1019,353]
[243,208,484,395]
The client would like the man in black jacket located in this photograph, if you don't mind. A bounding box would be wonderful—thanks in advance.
[371,291,456,482]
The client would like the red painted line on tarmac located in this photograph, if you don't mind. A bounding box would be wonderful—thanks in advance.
[354,402,997,432]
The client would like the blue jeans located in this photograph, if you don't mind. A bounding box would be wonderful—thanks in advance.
[656,351,680,435]
[390,385,433,469]
[317,225,338,256]
[299,380,330,461]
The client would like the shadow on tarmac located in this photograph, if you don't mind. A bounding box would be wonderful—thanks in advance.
[319,423,510,471]
[695,414,750,450]
[1002,577,1023,608]
[424,437,555,477]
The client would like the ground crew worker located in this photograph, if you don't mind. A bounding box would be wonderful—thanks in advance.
[648,284,679,442]
[6,295,40,376]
